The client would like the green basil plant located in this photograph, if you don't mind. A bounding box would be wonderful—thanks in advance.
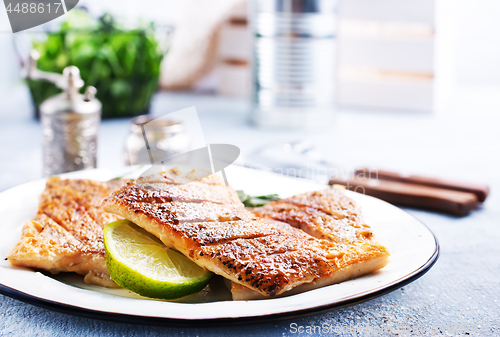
[27,9,166,118]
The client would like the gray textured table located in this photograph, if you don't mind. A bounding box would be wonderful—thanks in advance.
[0,86,499,336]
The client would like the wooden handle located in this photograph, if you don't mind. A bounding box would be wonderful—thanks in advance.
[329,177,478,216]
[355,168,489,202]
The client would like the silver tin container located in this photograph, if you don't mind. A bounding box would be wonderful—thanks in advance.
[124,115,190,166]
[40,67,101,176]
[251,0,338,129]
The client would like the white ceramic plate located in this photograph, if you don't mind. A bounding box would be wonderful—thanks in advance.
[0,166,438,325]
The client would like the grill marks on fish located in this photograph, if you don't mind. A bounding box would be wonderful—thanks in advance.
[254,188,375,244]
[39,201,105,254]
[8,170,390,298]
[114,181,242,205]
[108,183,334,295]
[254,188,390,264]
[224,187,390,299]
[170,219,279,246]
[115,200,247,224]
[102,175,341,297]
[200,234,332,294]
[7,178,126,287]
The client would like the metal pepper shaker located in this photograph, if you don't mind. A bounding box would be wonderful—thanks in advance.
[27,50,102,176]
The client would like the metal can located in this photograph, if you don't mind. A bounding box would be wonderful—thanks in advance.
[251,0,338,129]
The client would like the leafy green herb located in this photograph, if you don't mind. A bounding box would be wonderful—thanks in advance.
[237,190,280,207]
[28,9,165,119]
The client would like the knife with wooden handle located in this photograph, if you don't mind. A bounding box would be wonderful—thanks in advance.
[329,176,478,216]
[354,168,489,202]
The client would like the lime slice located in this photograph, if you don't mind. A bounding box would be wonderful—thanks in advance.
[103,220,212,299]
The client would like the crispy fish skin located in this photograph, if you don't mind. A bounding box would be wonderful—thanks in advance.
[8,214,85,273]
[103,171,389,299]
[270,188,367,224]
[113,181,243,205]
[253,188,375,244]
[9,172,389,299]
[7,178,126,287]
[102,174,337,297]
[230,187,390,300]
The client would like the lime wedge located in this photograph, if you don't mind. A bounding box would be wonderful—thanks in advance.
[103,220,212,299]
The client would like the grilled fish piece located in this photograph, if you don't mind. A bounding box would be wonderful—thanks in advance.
[7,178,126,287]
[229,187,390,300]
[103,176,336,297]
[253,187,375,244]
[102,170,390,299]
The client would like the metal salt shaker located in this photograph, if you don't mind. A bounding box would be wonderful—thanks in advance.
[251,0,338,129]
[27,50,101,176]
[124,115,190,166]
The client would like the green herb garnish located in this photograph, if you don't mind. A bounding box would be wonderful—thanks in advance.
[237,190,280,207]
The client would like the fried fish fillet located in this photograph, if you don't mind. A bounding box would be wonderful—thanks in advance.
[229,187,390,299]
[7,178,126,287]
[230,222,388,300]
[103,175,334,297]
[102,170,390,299]
[253,187,375,244]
